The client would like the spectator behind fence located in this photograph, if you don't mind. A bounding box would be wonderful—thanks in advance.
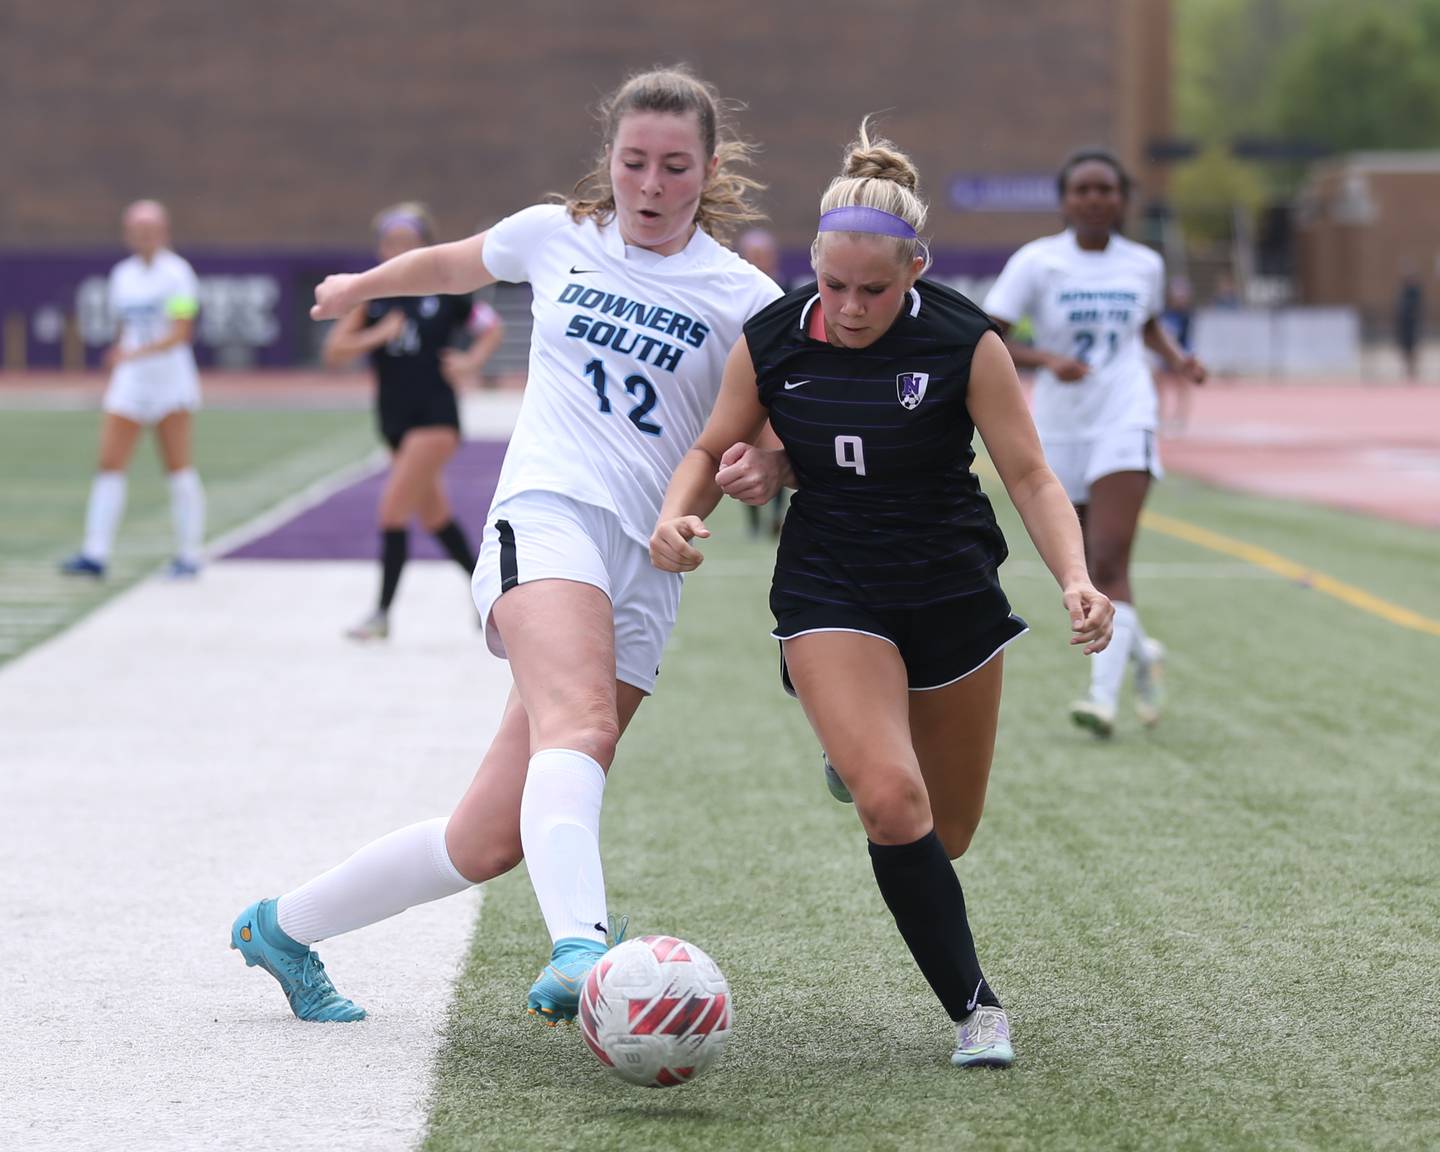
[1395,269,1424,382]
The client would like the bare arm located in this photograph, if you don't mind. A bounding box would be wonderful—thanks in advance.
[651,336,770,571]
[990,317,1089,382]
[440,317,506,388]
[715,421,796,504]
[110,316,195,366]
[1143,316,1206,383]
[321,304,405,367]
[967,330,1113,652]
[311,233,496,320]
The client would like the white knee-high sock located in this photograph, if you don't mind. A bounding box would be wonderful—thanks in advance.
[168,467,205,564]
[520,749,608,945]
[82,471,127,562]
[1089,600,1138,709]
[275,817,471,946]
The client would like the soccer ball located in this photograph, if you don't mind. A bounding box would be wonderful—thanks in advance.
[578,935,733,1088]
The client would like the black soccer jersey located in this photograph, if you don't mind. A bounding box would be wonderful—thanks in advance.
[744,279,1010,613]
[364,293,474,424]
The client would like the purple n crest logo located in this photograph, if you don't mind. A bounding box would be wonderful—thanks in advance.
[897,372,929,410]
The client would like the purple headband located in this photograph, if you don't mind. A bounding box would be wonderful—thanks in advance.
[376,211,430,239]
[817,205,917,239]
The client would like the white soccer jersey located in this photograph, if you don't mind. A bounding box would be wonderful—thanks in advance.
[482,204,781,544]
[985,230,1164,442]
[108,249,201,389]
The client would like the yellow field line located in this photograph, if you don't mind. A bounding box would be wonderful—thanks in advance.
[1141,511,1440,638]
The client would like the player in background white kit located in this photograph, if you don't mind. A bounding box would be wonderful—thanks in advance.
[61,200,206,580]
[985,152,1205,737]
[230,67,781,1024]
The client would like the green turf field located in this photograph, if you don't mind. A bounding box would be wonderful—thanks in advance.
[0,409,375,665]
[5,409,1434,1150]
[424,477,1439,1152]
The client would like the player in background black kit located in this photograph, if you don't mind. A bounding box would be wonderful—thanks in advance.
[322,203,504,641]
[654,121,1113,1069]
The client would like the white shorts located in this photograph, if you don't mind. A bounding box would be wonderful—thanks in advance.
[102,361,201,425]
[472,490,682,695]
[1044,427,1163,505]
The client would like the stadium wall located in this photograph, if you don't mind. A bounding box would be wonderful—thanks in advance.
[2,1,1171,368]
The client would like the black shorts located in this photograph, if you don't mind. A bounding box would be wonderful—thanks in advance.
[771,590,1027,694]
[379,389,461,452]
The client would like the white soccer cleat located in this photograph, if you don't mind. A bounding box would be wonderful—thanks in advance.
[951,1005,1013,1068]
[1070,697,1116,738]
[1132,637,1166,727]
[345,610,389,642]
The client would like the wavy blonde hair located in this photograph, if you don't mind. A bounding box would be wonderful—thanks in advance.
[811,117,930,272]
[564,65,765,242]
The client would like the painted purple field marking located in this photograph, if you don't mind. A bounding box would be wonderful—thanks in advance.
[224,439,507,561]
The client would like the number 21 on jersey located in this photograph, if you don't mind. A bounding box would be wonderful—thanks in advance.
[585,359,662,436]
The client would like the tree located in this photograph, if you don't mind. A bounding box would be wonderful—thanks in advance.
[1270,2,1440,151]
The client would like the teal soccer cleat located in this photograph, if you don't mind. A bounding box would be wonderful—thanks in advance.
[527,937,609,1025]
[230,898,366,1022]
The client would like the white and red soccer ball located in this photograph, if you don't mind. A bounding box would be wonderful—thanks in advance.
[579,935,733,1088]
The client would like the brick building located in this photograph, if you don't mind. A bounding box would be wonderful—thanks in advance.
[1296,153,1440,336]
[2,1,1171,367]
[4,1,1170,250]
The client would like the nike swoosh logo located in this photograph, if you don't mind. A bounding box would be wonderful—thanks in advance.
[547,967,579,989]
[570,266,598,275]
[783,379,811,390]
[965,979,984,1013]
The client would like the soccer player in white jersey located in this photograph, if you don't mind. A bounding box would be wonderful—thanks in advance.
[61,200,206,579]
[985,151,1206,736]
[230,67,781,1024]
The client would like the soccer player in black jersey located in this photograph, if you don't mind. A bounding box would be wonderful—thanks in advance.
[322,203,504,641]
[654,121,1113,1068]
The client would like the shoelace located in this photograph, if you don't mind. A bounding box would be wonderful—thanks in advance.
[608,913,630,947]
[963,1008,1009,1048]
[295,951,334,993]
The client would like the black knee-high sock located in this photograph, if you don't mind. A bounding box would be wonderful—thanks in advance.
[431,518,476,573]
[869,830,1000,1019]
[379,529,407,611]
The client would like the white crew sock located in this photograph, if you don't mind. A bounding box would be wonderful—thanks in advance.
[275,817,471,946]
[167,467,205,564]
[1128,603,1150,659]
[81,471,127,562]
[1089,600,1138,710]
[519,748,608,944]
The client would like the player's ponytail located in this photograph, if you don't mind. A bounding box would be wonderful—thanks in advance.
[812,117,930,272]
[564,65,765,242]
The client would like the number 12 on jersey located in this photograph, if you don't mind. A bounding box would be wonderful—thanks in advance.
[585,359,662,436]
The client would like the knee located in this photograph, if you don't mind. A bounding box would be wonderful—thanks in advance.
[533,708,620,769]
[565,716,621,768]
[934,814,980,859]
[852,767,931,846]
[445,820,522,885]
[1088,549,1127,594]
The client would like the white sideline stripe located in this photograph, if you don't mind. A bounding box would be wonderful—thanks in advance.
[0,561,513,1152]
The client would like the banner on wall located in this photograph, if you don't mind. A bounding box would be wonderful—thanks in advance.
[0,250,370,370]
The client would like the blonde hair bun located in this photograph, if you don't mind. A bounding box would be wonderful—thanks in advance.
[812,117,930,273]
[842,137,920,191]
